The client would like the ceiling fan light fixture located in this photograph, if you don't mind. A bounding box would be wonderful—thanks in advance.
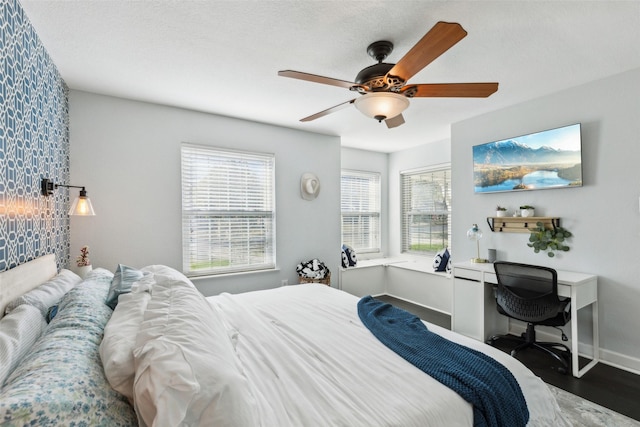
[354,92,409,122]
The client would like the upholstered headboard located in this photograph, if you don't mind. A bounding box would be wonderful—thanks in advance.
[0,254,57,319]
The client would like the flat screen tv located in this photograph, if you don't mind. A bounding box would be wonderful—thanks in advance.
[473,123,582,193]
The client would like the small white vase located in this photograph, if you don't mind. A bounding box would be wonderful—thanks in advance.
[77,265,92,279]
[496,210,507,217]
[521,208,535,217]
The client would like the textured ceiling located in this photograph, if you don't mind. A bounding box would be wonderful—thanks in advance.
[19,1,640,153]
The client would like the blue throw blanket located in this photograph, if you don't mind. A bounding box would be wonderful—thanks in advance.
[358,296,529,427]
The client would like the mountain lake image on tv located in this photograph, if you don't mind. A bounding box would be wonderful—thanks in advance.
[473,123,582,193]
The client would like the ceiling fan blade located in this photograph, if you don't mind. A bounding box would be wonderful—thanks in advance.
[279,70,357,90]
[300,99,356,122]
[402,83,499,98]
[387,21,467,82]
[385,114,405,128]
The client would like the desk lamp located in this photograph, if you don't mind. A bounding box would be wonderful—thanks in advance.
[467,224,488,263]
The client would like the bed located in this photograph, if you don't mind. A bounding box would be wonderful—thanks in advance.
[0,254,570,426]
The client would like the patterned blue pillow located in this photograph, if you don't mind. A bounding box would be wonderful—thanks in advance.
[341,244,358,268]
[433,248,451,273]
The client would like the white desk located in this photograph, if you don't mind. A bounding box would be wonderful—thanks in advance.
[452,261,598,378]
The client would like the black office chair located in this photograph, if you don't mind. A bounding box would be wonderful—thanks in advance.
[486,261,572,374]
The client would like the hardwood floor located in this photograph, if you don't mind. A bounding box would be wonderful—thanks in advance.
[374,295,640,422]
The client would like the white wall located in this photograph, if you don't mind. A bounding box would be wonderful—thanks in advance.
[388,139,451,257]
[341,147,389,257]
[451,68,640,371]
[68,90,341,296]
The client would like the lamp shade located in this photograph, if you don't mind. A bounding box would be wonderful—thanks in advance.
[354,92,409,122]
[466,224,487,263]
[69,191,96,216]
[466,224,483,241]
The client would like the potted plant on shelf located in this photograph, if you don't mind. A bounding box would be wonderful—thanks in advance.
[496,205,508,217]
[527,222,572,257]
[520,205,535,217]
[76,246,92,278]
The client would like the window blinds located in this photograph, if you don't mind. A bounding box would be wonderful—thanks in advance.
[341,170,381,253]
[181,144,275,276]
[400,167,451,254]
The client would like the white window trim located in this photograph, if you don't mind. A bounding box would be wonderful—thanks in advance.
[400,163,451,257]
[181,143,276,277]
[341,169,381,254]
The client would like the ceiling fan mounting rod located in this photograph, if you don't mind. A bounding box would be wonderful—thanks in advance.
[366,40,394,63]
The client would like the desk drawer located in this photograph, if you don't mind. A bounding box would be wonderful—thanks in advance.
[453,267,482,282]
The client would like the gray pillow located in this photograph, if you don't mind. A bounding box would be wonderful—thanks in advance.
[4,269,82,317]
[105,264,147,309]
[0,304,46,386]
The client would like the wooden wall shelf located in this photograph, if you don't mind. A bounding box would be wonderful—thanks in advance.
[486,216,560,233]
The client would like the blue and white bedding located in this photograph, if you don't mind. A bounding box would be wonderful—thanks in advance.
[0,268,136,426]
[0,260,570,427]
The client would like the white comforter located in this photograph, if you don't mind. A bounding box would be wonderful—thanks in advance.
[207,283,570,427]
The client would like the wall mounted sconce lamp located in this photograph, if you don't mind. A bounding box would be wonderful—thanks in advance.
[41,178,96,216]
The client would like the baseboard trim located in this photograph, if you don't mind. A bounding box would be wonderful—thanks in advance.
[598,349,640,376]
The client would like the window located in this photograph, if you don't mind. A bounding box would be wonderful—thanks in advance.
[341,170,381,253]
[181,144,275,276]
[401,165,451,255]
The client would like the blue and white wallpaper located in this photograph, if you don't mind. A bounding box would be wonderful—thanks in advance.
[0,0,70,271]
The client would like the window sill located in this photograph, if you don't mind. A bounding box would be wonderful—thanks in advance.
[342,257,450,277]
[188,267,280,281]
[387,262,450,277]
[341,257,403,269]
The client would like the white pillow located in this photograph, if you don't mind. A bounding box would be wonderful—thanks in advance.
[4,269,82,316]
[0,304,46,386]
[140,264,194,287]
[99,290,151,401]
[100,268,193,401]
[132,278,257,427]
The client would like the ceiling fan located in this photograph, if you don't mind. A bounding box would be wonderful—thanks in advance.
[279,21,498,129]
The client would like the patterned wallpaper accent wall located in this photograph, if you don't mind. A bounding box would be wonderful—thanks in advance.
[0,0,70,271]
